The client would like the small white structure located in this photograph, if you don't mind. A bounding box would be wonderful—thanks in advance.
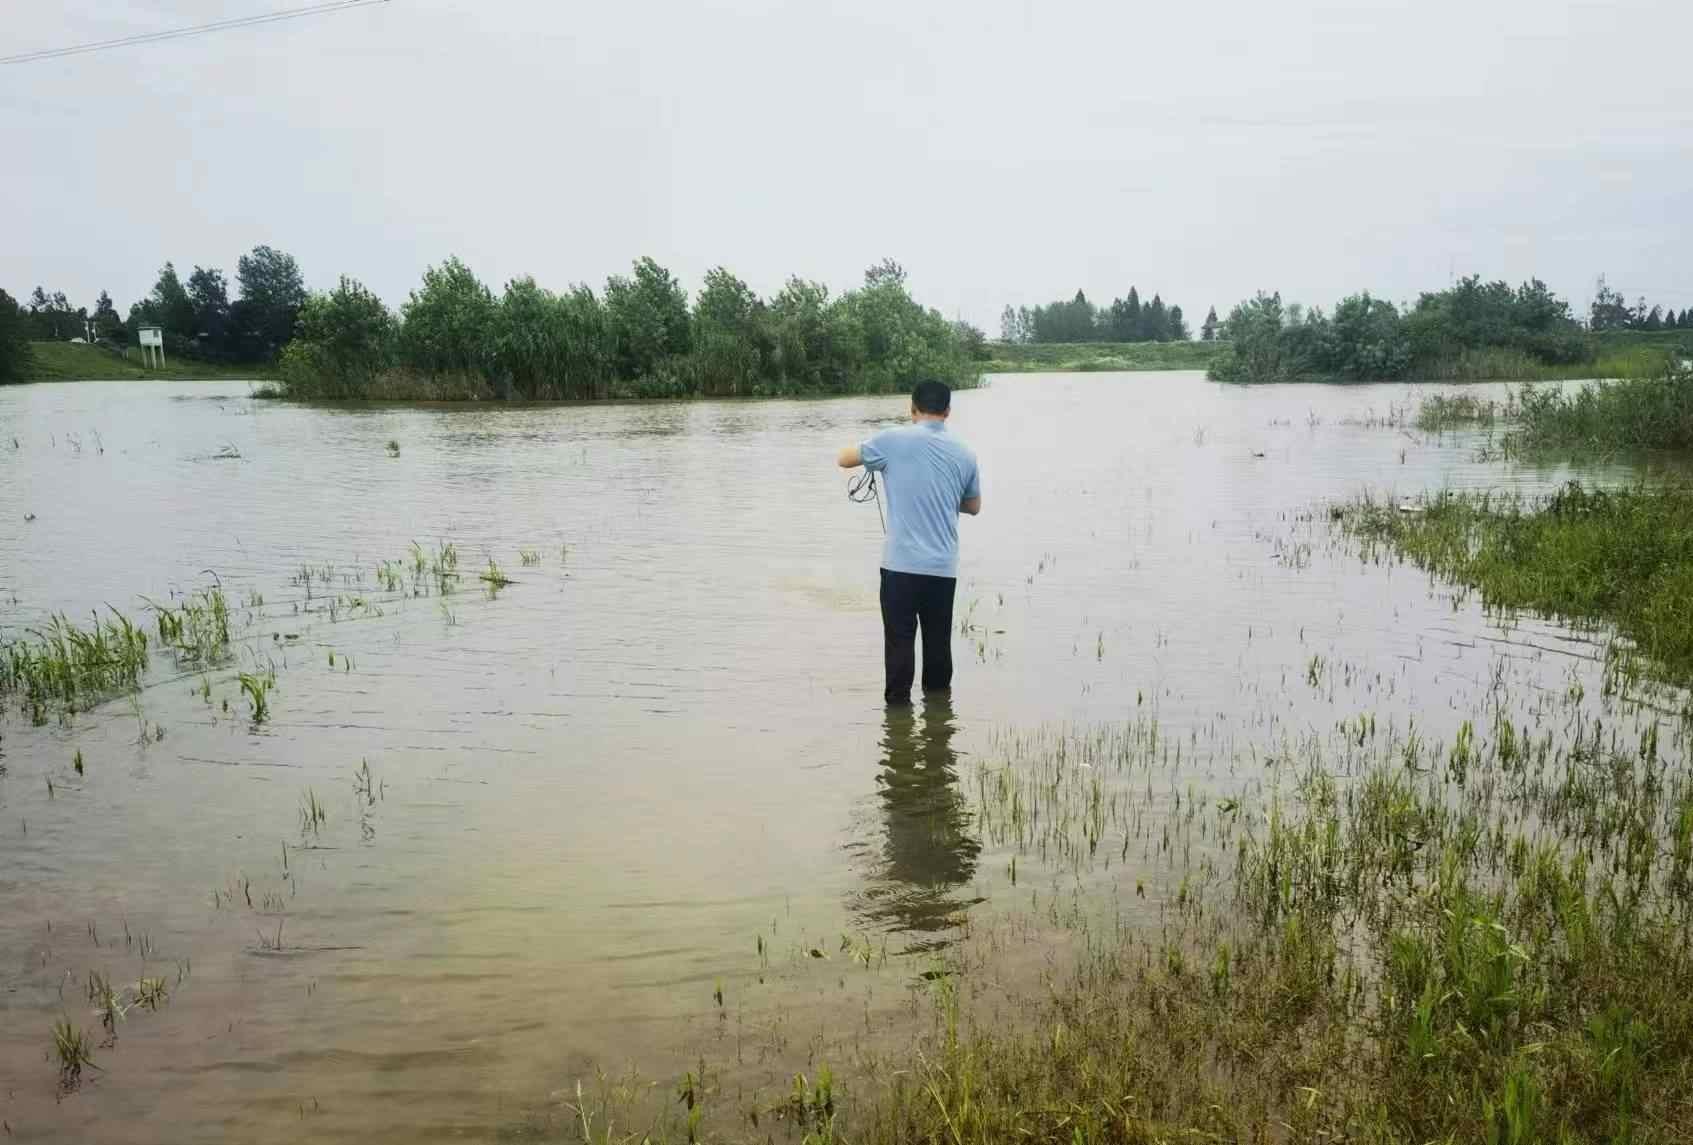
[138,325,166,368]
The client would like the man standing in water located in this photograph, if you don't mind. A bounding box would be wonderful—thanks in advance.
[837,380,981,705]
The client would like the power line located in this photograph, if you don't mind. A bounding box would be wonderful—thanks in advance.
[0,0,392,67]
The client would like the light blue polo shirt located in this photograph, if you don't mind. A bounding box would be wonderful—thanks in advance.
[859,420,980,578]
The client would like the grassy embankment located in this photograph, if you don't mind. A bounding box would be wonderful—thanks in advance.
[978,340,1226,373]
[20,341,275,382]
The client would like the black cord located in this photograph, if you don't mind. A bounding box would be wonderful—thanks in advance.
[847,469,885,534]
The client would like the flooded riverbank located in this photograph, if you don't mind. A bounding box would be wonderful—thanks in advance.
[0,373,1673,1141]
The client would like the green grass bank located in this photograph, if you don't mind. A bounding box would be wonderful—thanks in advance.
[18,341,275,383]
[979,340,1226,373]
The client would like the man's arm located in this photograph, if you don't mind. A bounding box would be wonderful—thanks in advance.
[960,456,981,515]
[836,445,862,469]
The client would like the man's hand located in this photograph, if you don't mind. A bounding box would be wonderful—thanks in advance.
[961,496,982,516]
[837,445,863,469]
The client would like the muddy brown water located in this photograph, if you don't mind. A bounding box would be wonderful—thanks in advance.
[0,374,1659,1141]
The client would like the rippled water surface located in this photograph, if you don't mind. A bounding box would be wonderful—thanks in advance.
[0,374,1643,1140]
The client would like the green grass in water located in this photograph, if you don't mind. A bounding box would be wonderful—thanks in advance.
[1509,362,1693,453]
[1342,482,1693,682]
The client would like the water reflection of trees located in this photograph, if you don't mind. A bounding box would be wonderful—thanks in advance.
[850,697,982,950]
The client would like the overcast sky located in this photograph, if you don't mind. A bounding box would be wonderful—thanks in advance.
[4,0,1690,329]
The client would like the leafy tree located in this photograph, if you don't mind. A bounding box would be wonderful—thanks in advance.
[831,260,970,392]
[187,265,231,351]
[0,288,32,383]
[999,305,1020,344]
[92,291,123,341]
[1313,293,1411,379]
[1145,294,1168,342]
[130,262,195,345]
[1200,306,1219,342]
[399,256,497,375]
[1124,287,1142,340]
[691,266,768,395]
[1643,305,1664,332]
[766,278,840,389]
[604,256,691,382]
[1167,304,1189,342]
[952,320,989,360]
[554,285,616,398]
[278,276,396,394]
[1208,293,1295,382]
[1105,292,1135,341]
[25,287,80,340]
[487,277,614,400]
[1031,290,1097,342]
[863,258,906,289]
[236,245,307,358]
[1589,275,1633,332]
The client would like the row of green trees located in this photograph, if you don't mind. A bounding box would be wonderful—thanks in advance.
[7,246,308,367]
[999,287,1193,344]
[1207,277,1624,383]
[279,257,977,400]
[125,246,308,363]
[1589,276,1693,332]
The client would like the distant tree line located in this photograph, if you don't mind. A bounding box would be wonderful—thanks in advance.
[0,245,307,373]
[1206,276,1683,384]
[1588,275,1693,332]
[278,256,977,400]
[999,287,1191,345]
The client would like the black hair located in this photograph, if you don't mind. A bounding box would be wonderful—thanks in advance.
[911,379,951,415]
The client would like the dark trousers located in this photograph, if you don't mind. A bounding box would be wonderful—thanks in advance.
[880,568,957,704]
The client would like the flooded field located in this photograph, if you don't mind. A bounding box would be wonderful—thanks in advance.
[0,373,1675,1141]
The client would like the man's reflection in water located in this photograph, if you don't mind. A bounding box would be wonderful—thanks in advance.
[853,695,982,949]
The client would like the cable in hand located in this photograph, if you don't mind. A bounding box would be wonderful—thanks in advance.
[847,469,885,534]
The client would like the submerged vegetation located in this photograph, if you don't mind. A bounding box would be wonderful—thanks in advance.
[1415,390,1514,431]
[271,256,978,401]
[1507,362,1693,453]
[0,612,149,723]
[0,588,237,723]
[1343,483,1693,683]
[1209,276,1689,384]
[1416,361,1693,453]
[841,708,1693,1143]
